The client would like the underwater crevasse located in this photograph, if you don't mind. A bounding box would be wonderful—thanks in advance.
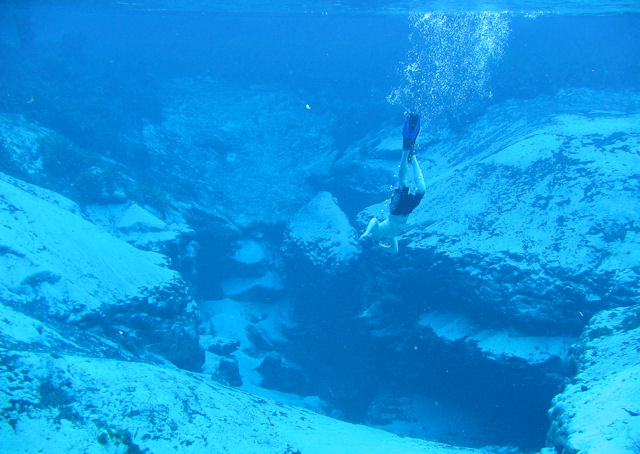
[1,3,640,454]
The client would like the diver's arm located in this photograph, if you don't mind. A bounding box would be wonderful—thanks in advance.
[390,237,399,254]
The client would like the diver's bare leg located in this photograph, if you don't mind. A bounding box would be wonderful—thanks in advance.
[398,148,412,188]
[411,155,427,194]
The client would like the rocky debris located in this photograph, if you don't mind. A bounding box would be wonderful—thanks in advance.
[198,298,294,392]
[207,338,241,357]
[0,172,203,370]
[547,304,640,454]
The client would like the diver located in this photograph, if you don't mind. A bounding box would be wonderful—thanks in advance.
[360,113,426,254]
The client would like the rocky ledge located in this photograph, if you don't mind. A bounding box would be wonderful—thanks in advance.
[0,172,202,370]
[547,303,640,453]
[0,301,488,454]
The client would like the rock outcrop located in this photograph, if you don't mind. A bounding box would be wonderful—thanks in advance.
[0,298,488,454]
[283,191,360,272]
[0,172,203,370]
[282,191,361,324]
[0,113,136,205]
[356,90,640,333]
[547,304,640,454]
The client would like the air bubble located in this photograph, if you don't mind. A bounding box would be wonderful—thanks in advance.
[388,12,510,126]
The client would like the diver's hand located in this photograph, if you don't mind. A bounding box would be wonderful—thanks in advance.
[374,241,399,254]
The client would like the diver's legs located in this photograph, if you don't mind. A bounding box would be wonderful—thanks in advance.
[360,217,380,240]
[398,148,412,188]
[411,155,427,194]
[400,113,420,188]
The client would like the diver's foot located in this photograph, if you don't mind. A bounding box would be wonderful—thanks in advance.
[407,149,415,163]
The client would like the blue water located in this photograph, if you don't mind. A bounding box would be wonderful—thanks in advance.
[3,3,639,151]
[1,1,639,452]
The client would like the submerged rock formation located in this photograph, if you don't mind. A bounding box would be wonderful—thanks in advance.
[293,89,640,448]
[0,172,202,370]
[0,113,136,205]
[2,84,639,452]
[0,289,486,454]
[283,191,360,272]
[0,351,486,454]
[282,191,362,336]
[547,304,640,453]
[356,90,640,332]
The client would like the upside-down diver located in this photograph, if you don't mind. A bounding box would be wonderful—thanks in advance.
[360,113,426,254]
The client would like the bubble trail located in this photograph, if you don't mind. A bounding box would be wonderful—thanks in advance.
[388,12,511,126]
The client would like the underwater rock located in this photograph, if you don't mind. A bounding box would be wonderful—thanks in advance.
[213,357,243,387]
[285,90,639,447]
[225,238,276,279]
[282,191,362,324]
[361,90,640,333]
[83,202,195,254]
[330,127,403,202]
[418,310,574,367]
[0,172,203,370]
[0,113,135,205]
[547,304,640,453]
[283,191,359,272]
[257,354,314,396]
[220,272,284,302]
[0,347,487,454]
[207,337,241,357]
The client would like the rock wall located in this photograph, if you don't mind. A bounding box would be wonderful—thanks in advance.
[285,89,640,447]
[0,113,136,205]
[547,304,640,453]
[3,84,640,451]
[0,172,203,370]
[355,90,640,333]
[0,348,487,454]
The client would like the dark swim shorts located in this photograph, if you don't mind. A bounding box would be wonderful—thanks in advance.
[389,187,424,216]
